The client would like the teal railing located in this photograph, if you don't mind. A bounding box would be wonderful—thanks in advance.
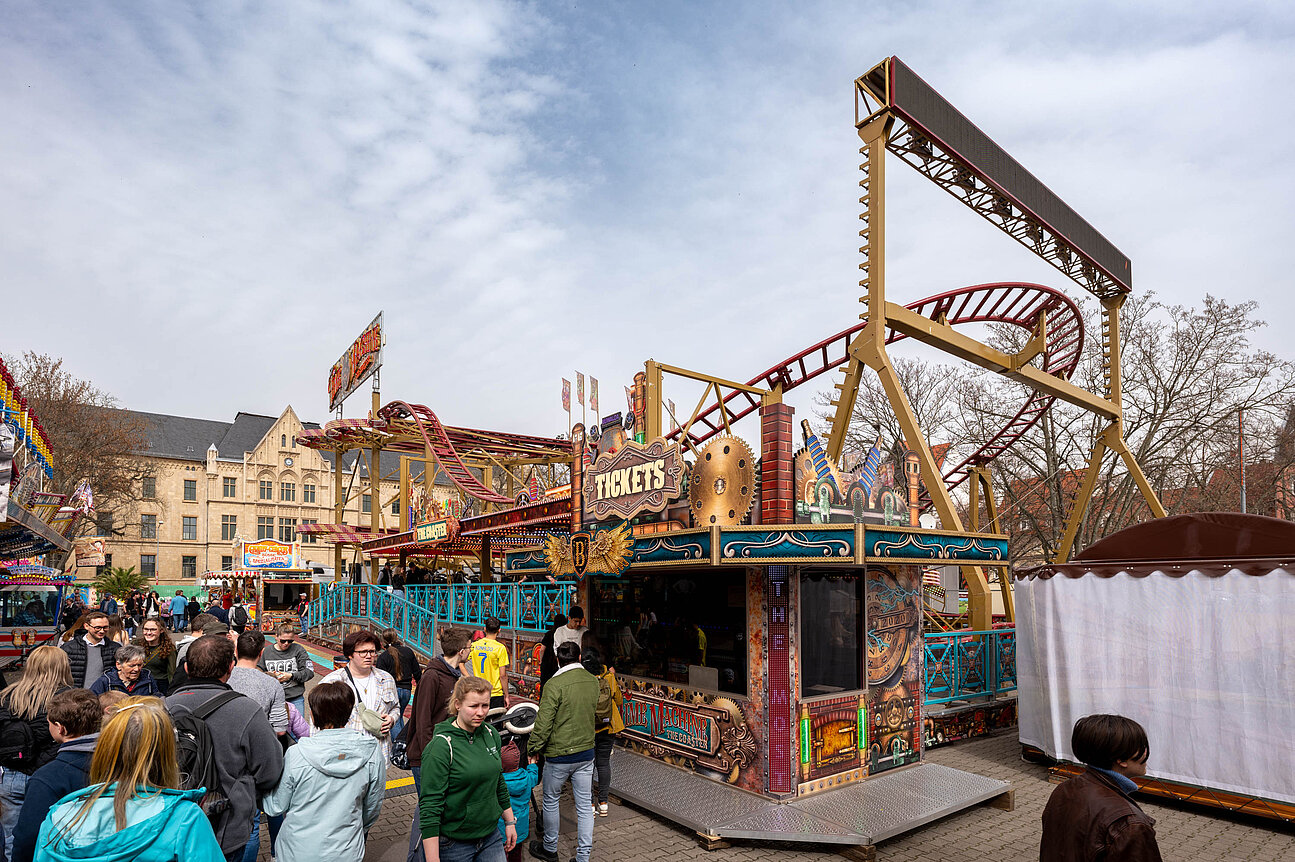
[923,628,1017,706]
[306,582,576,658]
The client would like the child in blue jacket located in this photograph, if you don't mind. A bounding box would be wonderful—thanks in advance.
[498,740,540,862]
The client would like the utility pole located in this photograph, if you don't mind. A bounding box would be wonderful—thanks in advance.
[1239,408,1247,514]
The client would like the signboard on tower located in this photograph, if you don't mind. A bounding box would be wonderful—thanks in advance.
[327,312,385,412]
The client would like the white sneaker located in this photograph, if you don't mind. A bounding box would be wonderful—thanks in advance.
[597,802,609,817]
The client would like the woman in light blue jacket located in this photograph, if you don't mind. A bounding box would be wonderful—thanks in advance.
[35,697,223,862]
[263,681,385,862]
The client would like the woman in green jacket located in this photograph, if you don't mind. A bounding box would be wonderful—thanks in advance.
[134,619,176,694]
[419,676,518,862]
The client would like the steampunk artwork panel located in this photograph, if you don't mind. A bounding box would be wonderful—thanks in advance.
[618,678,762,792]
[866,564,923,774]
[793,422,926,527]
[798,693,867,789]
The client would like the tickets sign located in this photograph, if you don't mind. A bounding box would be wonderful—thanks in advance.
[584,437,683,521]
[327,313,384,412]
[241,540,299,570]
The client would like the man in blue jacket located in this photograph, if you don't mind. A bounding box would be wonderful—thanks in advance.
[10,689,102,862]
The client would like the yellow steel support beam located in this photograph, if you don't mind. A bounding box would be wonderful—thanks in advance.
[1054,427,1111,564]
[968,465,1014,623]
[884,302,1120,420]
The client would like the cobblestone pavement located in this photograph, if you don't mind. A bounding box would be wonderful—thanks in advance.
[245,731,1295,861]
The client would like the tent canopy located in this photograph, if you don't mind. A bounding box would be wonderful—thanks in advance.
[1074,512,1295,563]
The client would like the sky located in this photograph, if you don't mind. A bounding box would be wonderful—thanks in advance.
[2,0,1292,445]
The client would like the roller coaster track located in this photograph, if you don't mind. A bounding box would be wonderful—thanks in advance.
[376,401,516,505]
[666,282,1084,502]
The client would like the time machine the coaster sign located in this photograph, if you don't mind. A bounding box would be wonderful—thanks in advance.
[584,437,684,521]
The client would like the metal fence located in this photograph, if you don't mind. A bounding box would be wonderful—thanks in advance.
[923,628,1017,706]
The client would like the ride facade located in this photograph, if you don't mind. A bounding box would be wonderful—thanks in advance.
[301,56,1170,853]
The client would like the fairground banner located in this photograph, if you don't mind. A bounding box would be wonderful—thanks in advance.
[327,312,384,412]
[74,537,107,567]
[241,540,300,569]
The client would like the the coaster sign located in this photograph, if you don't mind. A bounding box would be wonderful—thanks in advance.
[584,437,684,521]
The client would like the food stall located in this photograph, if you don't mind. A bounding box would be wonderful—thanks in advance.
[203,540,314,632]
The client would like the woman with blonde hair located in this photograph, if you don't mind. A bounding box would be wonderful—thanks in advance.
[0,645,72,859]
[34,697,224,861]
[417,675,517,862]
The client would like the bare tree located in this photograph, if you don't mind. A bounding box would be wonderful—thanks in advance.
[4,352,152,538]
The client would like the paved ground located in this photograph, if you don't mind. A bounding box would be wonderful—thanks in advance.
[245,731,1295,861]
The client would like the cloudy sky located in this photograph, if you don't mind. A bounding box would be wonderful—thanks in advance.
[2,0,1292,444]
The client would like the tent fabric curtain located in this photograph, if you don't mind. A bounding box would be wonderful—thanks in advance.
[1016,568,1295,805]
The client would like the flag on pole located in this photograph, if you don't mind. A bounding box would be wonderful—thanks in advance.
[576,372,585,407]
[590,378,599,413]
[561,379,571,412]
[859,434,884,499]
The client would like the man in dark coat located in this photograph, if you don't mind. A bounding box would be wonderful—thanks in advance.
[59,611,120,688]
[1040,714,1163,862]
[10,689,102,862]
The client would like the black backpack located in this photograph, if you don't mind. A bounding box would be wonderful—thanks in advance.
[171,690,242,821]
[0,704,37,770]
[232,606,249,629]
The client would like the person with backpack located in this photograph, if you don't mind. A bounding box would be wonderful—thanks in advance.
[527,641,598,862]
[230,600,251,635]
[59,611,119,689]
[580,640,624,817]
[9,688,102,862]
[34,696,225,862]
[374,628,421,739]
[262,682,384,861]
[417,676,518,862]
[165,634,284,862]
[0,646,72,859]
[405,628,472,794]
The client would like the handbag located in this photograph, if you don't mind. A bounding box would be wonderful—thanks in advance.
[344,666,388,738]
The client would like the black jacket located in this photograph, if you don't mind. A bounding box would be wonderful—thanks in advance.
[10,733,97,862]
[60,636,120,688]
[375,644,422,687]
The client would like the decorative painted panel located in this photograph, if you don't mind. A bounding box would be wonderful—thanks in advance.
[865,527,1006,562]
[631,530,710,565]
[798,694,866,789]
[720,527,854,563]
[866,564,923,774]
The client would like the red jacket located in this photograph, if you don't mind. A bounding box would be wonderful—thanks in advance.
[1041,768,1163,862]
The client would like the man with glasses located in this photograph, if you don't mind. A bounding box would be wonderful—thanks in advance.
[319,631,400,762]
[60,611,120,688]
[258,623,315,718]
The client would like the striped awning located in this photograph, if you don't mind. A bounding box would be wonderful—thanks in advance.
[295,522,397,545]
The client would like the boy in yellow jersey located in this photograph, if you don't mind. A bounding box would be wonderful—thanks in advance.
[471,616,511,708]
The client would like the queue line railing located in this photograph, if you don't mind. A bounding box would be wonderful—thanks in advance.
[923,628,1017,707]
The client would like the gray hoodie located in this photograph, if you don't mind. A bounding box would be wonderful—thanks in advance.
[263,727,385,861]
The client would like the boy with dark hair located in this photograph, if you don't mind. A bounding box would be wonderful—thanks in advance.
[1040,714,1163,862]
[470,616,511,709]
[10,689,103,862]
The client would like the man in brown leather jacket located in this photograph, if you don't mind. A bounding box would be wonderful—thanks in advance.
[1041,714,1163,862]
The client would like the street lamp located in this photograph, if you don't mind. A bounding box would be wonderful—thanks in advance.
[155,519,163,583]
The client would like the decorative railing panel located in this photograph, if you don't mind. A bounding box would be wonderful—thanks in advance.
[922,628,1016,706]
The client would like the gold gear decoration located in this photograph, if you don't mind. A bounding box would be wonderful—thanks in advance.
[689,435,756,526]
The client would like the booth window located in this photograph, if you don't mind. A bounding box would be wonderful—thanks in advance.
[800,569,863,697]
[181,556,197,578]
[257,516,274,540]
[221,515,237,541]
[140,555,156,576]
[183,479,197,501]
[141,476,156,500]
[182,516,197,541]
[223,477,237,498]
[303,483,316,503]
[591,567,747,696]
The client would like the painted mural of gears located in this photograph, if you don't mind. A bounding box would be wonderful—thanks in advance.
[689,435,756,526]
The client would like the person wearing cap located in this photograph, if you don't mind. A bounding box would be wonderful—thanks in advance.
[497,739,538,862]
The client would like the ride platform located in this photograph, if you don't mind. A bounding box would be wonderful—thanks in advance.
[609,747,1012,851]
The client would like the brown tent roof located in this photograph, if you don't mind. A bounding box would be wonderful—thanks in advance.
[1018,512,1295,580]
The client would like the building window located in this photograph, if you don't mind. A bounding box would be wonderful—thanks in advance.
[221,555,233,571]
[279,518,297,543]
[362,495,371,514]
[141,476,156,499]
[280,482,296,502]
[800,570,863,697]
[181,556,197,578]
[221,514,237,541]
[303,483,316,503]
[141,514,157,540]
[94,511,114,536]
[391,498,400,515]
[301,519,318,543]
[259,480,273,500]
[140,554,156,576]
[182,516,197,541]
[96,553,113,579]
[183,479,197,501]
[223,477,237,498]
[257,516,274,540]
[281,434,287,447]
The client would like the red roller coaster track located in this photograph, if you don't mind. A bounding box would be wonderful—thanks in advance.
[666,282,1084,501]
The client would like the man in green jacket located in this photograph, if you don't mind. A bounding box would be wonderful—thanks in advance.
[528,641,598,862]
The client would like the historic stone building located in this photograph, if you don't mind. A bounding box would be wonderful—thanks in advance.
[94,406,446,588]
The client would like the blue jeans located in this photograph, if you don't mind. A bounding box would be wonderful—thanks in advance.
[287,694,306,722]
[435,830,505,862]
[240,808,284,862]
[0,768,30,860]
[393,686,411,739]
[542,758,594,862]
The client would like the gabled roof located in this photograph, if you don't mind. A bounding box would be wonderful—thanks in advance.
[131,410,233,461]
[213,412,280,459]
